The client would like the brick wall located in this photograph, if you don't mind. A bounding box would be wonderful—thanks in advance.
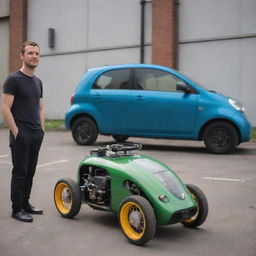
[9,0,27,73]
[152,0,177,69]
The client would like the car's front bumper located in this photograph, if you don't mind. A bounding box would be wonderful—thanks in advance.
[169,207,197,224]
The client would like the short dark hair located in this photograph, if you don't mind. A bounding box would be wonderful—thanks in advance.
[20,41,40,54]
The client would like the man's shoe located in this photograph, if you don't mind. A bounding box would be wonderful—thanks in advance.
[12,210,33,223]
[24,204,43,214]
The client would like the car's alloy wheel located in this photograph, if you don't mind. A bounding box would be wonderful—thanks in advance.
[182,184,208,228]
[54,178,81,218]
[119,195,156,245]
[72,117,98,145]
[204,121,238,154]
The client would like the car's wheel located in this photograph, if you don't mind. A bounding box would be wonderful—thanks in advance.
[112,135,129,143]
[203,121,238,154]
[182,184,208,228]
[119,195,156,245]
[54,178,81,218]
[72,117,98,145]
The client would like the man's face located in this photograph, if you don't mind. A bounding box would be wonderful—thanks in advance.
[20,45,40,69]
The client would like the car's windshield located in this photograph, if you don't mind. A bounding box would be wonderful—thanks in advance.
[177,71,212,91]
[154,170,185,200]
[133,158,185,200]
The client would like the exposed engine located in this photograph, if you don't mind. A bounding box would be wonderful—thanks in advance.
[81,166,111,205]
[124,180,141,195]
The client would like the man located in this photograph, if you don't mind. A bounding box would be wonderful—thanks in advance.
[1,41,45,223]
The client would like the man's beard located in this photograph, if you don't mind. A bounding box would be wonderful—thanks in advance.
[25,62,38,70]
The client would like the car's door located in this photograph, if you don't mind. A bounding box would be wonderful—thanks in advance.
[90,68,134,133]
[129,68,198,136]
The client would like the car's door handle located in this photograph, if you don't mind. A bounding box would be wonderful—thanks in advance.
[135,95,144,100]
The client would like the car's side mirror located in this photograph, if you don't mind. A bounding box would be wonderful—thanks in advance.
[176,82,191,94]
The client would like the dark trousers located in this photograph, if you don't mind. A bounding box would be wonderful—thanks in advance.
[10,130,44,213]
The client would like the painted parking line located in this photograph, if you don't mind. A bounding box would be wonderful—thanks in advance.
[204,177,245,182]
[37,160,68,169]
[0,161,12,165]
[0,159,68,168]
[0,154,9,158]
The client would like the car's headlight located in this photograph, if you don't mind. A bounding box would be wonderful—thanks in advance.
[228,98,245,113]
[159,194,169,203]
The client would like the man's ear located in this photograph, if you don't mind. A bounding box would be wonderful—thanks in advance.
[20,53,24,61]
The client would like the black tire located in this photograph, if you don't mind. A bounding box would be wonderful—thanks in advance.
[204,121,238,154]
[72,117,98,145]
[119,195,156,245]
[112,135,129,143]
[182,184,208,228]
[54,177,81,218]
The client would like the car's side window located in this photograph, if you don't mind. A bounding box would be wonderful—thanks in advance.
[135,68,185,92]
[93,69,131,90]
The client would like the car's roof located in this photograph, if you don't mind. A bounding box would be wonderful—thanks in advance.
[87,63,175,73]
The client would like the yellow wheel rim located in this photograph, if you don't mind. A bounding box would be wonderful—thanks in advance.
[54,183,72,214]
[184,193,199,223]
[120,202,146,240]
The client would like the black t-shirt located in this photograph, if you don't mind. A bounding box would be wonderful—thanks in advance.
[3,70,43,132]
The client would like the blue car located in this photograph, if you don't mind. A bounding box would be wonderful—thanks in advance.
[65,64,251,154]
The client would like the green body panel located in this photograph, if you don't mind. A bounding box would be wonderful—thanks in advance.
[77,154,196,225]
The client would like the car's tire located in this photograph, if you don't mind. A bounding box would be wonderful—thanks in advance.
[182,184,208,228]
[72,117,98,145]
[54,178,81,218]
[112,135,129,143]
[119,195,156,245]
[203,121,238,154]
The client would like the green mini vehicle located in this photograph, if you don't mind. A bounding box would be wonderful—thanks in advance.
[54,144,208,245]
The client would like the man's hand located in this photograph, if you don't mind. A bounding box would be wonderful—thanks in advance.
[1,93,19,137]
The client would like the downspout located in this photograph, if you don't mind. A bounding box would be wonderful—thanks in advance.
[175,0,180,69]
[140,0,146,63]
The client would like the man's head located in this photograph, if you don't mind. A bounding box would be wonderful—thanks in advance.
[20,41,40,70]
[20,41,40,55]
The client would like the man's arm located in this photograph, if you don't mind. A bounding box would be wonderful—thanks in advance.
[1,93,18,137]
[39,98,45,131]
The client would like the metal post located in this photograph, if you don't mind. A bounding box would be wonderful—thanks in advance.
[140,0,146,63]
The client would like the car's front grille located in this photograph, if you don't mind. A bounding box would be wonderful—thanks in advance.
[169,207,197,224]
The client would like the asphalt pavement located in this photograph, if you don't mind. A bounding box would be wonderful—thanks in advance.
[0,129,256,256]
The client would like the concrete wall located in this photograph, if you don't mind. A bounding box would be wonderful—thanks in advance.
[27,0,152,119]
[178,0,256,126]
[0,0,9,124]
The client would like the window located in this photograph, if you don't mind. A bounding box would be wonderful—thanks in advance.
[135,69,185,92]
[93,69,131,90]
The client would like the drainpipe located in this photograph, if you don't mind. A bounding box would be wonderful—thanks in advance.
[140,0,146,63]
[175,0,180,69]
